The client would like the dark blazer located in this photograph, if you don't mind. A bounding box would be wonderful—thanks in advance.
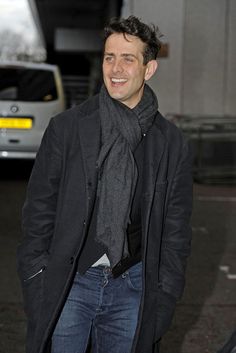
[17,94,193,353]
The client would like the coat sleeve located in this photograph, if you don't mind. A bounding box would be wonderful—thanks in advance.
[154,137,193,341]
[160,137,193,299]
[17,117,62,281]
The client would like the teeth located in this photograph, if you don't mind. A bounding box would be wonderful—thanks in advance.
[111,78,127,83]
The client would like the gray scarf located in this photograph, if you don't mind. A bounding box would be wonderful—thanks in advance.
[96,84,158,268]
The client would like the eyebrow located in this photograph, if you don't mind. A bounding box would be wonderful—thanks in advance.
[104,52,137,59]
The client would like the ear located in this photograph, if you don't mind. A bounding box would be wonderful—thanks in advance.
[144,60,158,81]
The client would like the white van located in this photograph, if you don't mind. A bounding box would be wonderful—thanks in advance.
[0,61,65,159]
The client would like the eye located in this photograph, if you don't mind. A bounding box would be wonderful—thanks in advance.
[104,56,113,63]
[124,56,134,63]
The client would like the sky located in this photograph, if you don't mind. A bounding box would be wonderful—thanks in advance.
[0,0,39,43]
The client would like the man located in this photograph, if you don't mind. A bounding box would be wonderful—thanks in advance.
[17,16,193,353]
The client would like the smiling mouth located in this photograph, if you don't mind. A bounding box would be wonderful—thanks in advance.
[111,78,128,83]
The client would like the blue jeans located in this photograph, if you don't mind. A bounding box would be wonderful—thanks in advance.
[51,262,142,353]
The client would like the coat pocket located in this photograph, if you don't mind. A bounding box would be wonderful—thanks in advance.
[23,266,45,282]
[22,264,46,320]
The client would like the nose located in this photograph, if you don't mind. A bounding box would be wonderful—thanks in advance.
[112,59,123,74]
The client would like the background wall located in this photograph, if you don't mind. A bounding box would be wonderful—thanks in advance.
[122,0,236,117]
[225,0,236,115]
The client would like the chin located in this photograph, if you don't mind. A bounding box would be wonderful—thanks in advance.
[111,93,126,102]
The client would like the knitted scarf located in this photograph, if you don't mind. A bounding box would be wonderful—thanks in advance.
[96,83,158,268]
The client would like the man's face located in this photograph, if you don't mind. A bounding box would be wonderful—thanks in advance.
[103,33,157,109]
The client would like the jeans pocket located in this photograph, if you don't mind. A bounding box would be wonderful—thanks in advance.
[125,263,142,291]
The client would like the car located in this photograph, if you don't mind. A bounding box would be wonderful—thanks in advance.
[0,61,65,159]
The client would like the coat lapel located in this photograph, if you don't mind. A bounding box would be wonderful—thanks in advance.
[141,121,167,195]
[78,112,100,216]
[140,121,167,235]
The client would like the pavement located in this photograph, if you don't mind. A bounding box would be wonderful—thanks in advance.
[0,160,235,353]
[162,183,236,353]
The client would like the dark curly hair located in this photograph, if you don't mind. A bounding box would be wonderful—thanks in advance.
[103,15,162,65]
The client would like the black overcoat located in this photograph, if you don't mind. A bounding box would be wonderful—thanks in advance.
[17,94,193,353]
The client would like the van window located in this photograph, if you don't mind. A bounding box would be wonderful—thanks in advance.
[0,68,58,102]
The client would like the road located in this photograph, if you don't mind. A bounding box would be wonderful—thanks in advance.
[0,160,235,353]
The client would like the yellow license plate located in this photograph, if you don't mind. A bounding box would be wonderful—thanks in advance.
[0,117,32,129]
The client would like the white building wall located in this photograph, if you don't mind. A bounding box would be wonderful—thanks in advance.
[182,0,226,115]
[122,0,185,115]
[122,0,236,117]
[225,0,236,115]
